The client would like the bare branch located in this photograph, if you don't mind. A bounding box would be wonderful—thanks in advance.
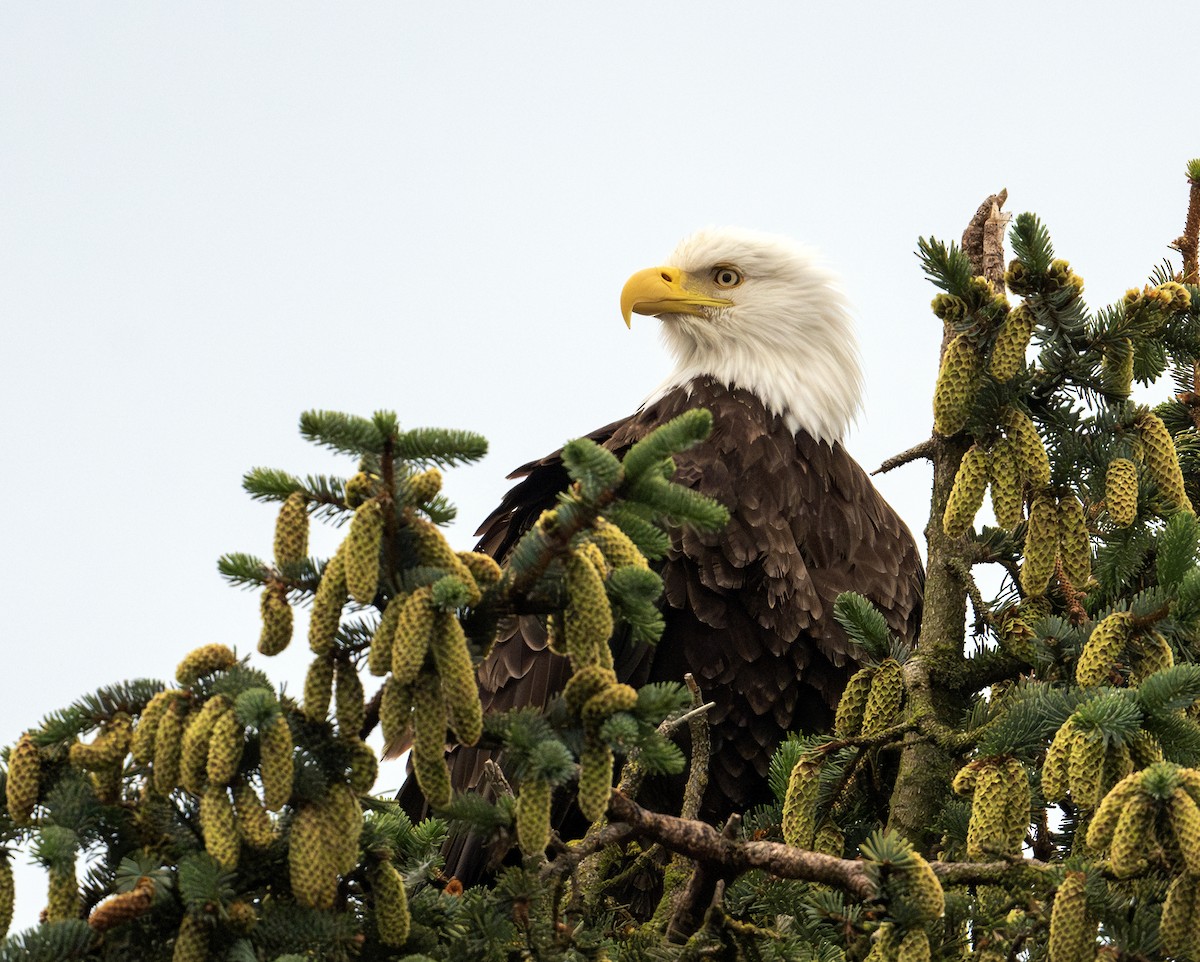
[874,439,938,476]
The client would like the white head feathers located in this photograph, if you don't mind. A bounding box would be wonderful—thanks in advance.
[644,226,863,445]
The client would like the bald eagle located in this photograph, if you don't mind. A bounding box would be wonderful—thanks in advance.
[405,227,922,866]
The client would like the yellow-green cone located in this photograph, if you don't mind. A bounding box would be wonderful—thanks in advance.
[582,683,638,729]
[1131,630,1174,683]
[322,783,364,875]
[1020,494,1059,596]
[1048,871,1095,962]
[232,779,276,849]
[308,551,347,656]
[132,690,182,765]
[345,737,379,795]
[1105,458,1138,527]
[368,595,403,677]
[46,863,79,922]
[1001,757,1031,854]
[410,517,482,605]
[1110,792,1158,876]
[1137,411,1194,512]
[966,762,1009,858]
[861,658,904,736]
[1171,786,1200,876]
[1160,873,1200,959]
[590,517,649,570]
[411,674,452,809]
[1067,729,1106,809]
[334,658,366,739]
[895,927,931,962]
[943,444,990,537]
[391,586,436,685]
[989,439,1025,530]
[812,821,844,858]
[379,677,413,756]
[989,304,1034,381]
[896,853,944,922]
[578,743,614,822]
[1076,611,1132,688]
[172,914,209,962]
[1087,772,1144,850]
[564,549,614,669]
[1042,720,1076,803]
[180,696,231,795]
[303,656,335,723]
[516,778,553,857]
[407,467,442,505]
[206,707,244,786]
[431,612,482,746]
[69,715,132,770]
[199,785,241,870]
[176,644,236,687]
[344,470,374,508]
[345,499,385,605]
[5,734,39,826]
[933,334,981,436]
[258,582,293,656]
[782,754,822,849]
[273,491,309,568]
[457,551,502,589]
[373,860,411,946]
[259,714,294,812]
[1100,337,1134,399]
[0,857,12,939]
[288,802,338,910]
[1004,408,1051,487]
[153,702,187,795]
[834,667,875,737]
[1057,494,1090,586]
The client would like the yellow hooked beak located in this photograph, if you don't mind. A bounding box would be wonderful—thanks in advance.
[619,267,734,328]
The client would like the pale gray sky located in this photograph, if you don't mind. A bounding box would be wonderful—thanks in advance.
[2,1,1197,933]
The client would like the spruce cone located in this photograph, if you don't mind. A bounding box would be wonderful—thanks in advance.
[344,499,385,605]
[259,713,294,812]
[577,743,614,822]
[564,548,614,669]
[199,785,241,870]
[1067,729,1106,809]
[989,439,1024,530]
[1076,611,1132,688]
[391,586,436,685]
[590,517,649,570]
[289,802,338,910]
[861,658,904,736]
[0,857,12,939]
[368,595,403,677]
[88,876,154,932]
[379,677,413,755]
[516,778,553,857]
[171,914,209,962]
[933,334,981,436]
[1019,494,1059,596]
[1136,411,1193,512]
[334,658,366,738]
[303,656,335,723]
[206,707,244,786]
[1057,494,1090,586]
[258,582,293,656]
[1041,720,1076,804]
[180,696,231,795]
[308,551,347,656]
[407,468,442,505]
[782,754,822,849]
[1109,792,1158,876]
[6,734,40,826]
[989,304,1034,381]
[273,491,309,567]
[1004,408,1051,487]
[232,779,276,850]
[431,612,483,746]
[373,860,411,946]
[46,864,79,922]
[1048,871,1095,962]
[1100,337,1134,399]
[131,690,181,764]
[834,666,876,737]
[411,674,452,808]
[943,443,990,537]
[1105,458,1139,527]
[175,644,236,687]
[153,702,187,795]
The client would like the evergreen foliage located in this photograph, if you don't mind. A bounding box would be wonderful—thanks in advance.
[3,162,1200,959]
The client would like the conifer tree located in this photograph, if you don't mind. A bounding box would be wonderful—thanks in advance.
[1,160,1199,960]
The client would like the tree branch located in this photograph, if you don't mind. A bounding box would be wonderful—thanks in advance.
[874,439,938,476]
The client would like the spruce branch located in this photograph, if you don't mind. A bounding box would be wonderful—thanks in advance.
[873,438,937,475]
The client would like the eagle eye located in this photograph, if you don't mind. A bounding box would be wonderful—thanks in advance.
[712,266,743,289]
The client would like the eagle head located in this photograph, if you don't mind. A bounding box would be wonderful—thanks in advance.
[620,227,863,445]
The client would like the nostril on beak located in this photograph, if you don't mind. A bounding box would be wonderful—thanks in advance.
[660,271,673,282]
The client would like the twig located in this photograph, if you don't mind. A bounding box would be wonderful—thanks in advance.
[961,190,1008,278]
[667,814,741,942]
[874,439,937,476]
